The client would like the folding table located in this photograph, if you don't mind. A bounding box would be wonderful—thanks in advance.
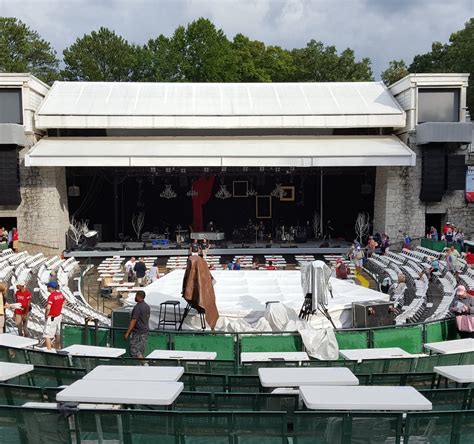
[84,365,184,381]
[0,334,38,349]
[0,362,34,382]
[434,364,474,386]
[61,344,126,358]
[424,338,474,355]
[241,352,309,362]
[339,347,414,361]
[300,385,432,410]
[147,350,217,360]
[258,367,359,388]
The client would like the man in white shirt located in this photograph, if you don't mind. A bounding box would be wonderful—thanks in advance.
[125,257,136,282]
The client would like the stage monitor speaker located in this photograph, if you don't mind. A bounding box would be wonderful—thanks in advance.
[352,301,394,328]
[83,230,98,248]
[446,155,466,190]
[420,145,445,202]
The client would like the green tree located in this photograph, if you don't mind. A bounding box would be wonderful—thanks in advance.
[0,17,58,83]
[409,19,474,112]
[62,27,138,81]
[381,59,409,86]
[292,40,373,82]
[171,18,239,82]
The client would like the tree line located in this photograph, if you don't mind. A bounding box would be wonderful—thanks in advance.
[0,16,472,110]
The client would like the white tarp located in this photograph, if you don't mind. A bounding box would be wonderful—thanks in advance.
[125,270,389,332]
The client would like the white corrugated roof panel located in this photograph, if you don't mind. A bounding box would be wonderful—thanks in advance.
[36,81,405,129]
[26,135,416,167]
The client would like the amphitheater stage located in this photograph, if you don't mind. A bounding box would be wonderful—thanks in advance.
[66,240,350,258]
[125,269,389,331]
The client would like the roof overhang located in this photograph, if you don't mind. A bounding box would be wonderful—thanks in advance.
[35,81,406,129]
[25,136,416,168]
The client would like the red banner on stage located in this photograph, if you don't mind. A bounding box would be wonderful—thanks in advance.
[192,176,215,231]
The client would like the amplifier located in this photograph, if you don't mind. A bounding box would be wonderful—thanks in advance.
[352,301,395,328]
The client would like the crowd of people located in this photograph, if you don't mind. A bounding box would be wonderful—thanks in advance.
[124,257,160,286]
[0,227,19,252]
[427,222,466,250]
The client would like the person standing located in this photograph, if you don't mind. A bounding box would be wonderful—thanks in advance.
[335,258,348,280]
[265,260,277,270]
[233,258,241,270]
[14,281,31,337]
[44,281,66,350]
[147,260,160,283]
[0,281,11,334]
[124,290,150,359]
[11,228,19,252]
[134,258,147,287]
[125,257,136,283]
[449,285,474,338]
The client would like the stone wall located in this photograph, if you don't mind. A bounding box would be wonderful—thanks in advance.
[374,143,474,244]
[15,143,70,253]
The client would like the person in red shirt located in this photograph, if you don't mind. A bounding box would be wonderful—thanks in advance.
[14,281,31,337]
[265,260,277,270]
[44,281,66,350]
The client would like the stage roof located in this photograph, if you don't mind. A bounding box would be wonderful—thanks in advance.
[25,135,416,167]
[35,81,406,129]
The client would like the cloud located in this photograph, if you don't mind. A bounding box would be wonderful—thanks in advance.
[1,0,472,78]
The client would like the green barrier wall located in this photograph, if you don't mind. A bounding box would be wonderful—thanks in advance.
[421,238,460,252]
[240,335,303,353]
[335,330,369,350]
[145,333,167,356]
[425,320,459,344]
[372,324,424,353]
[173,334,235,360]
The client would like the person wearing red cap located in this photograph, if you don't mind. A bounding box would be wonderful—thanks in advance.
[449,285,474,338]
[14,281,31,337]
[44,281,66,350]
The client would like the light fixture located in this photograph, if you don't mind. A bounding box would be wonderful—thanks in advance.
[160,185,177,199]
[186,189,198,197]
[270,183,284,199]
[204,167,210,173]
[243,167,248,172]
[215,185,232,199]
[165,167,172,173]
[180,168,186,173]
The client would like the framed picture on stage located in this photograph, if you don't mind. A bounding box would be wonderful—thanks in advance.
[233,181,248,197]
[256,195,272,219]
[280,186,295,202]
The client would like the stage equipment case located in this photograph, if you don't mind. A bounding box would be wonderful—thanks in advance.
[352,301,395,328]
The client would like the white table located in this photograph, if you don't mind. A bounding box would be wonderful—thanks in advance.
[434,365,474,384]
[241,352,310,362]
[339,347,414,362]
[424,338,474,355]
[56,379,183,405]
[258,367,359,388]
[0,334,38,349]
[300,386,432,411]
[61,345,126,358]
[0,362,34,381]
[84,365,184,381]
[147,350,217,360]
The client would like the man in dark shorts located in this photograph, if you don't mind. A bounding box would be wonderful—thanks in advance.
[124,290,150,358]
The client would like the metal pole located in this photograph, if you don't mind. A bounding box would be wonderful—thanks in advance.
[113,177,119,240]
[320,168,324,238]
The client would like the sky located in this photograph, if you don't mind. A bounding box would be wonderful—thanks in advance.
[1,0,473,78]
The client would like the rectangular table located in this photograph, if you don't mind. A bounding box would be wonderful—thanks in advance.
[61,345,126,358]
[147,350,217,360]
[424,338,474,355]
[0,334,38,349]
[258,367,359,388]
[84,365,184,382]
[339,347,414,362]
[241,352,310,363]
[300,386,432,411]
[434,365,474,384]
[0,362,34,381]
[56,379,183,406]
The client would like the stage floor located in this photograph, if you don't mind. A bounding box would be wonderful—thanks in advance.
[125,269,389,331]
[67,240,351,258]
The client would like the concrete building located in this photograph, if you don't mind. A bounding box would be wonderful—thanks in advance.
[0,73,472,253]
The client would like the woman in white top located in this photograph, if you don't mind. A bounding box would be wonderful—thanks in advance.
[147,261,160,283]
[0,281,12,333]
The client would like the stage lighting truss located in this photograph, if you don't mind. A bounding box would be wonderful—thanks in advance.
[270,183,285,199]
[160,184,177,199]
[186,189,198,197]
[215,185,232,199]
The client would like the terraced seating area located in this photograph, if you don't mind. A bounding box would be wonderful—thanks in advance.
[0,318,473,443]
